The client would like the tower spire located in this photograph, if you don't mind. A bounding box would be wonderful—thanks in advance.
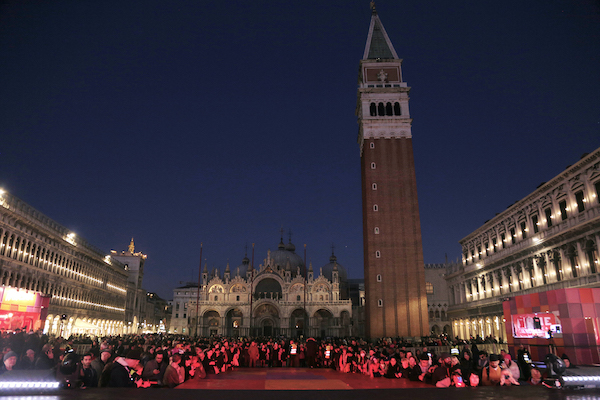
[128,237,135,254]
[363,7,398,60]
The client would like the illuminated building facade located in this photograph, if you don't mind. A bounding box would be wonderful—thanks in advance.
[424,263,452,336]
[170,237,352,337]
[357,6,428,338]
[110,240,150,334]
[446,147,600,342]
[0,189,128,336]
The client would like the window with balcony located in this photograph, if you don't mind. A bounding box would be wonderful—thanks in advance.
[520,221,527,239]
[575,191,585,213]
[545,207,553,227]
[559,200,568,220]
[531,214,539,233]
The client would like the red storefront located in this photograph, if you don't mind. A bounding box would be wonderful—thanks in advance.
[504,288,600,365]
[0,287,51,332]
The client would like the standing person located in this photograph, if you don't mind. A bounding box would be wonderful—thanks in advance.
[248,341,259,368]
[80,353,98,388]
[305,338,318,368]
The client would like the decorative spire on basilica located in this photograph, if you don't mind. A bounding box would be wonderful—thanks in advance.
[128,238,135,254]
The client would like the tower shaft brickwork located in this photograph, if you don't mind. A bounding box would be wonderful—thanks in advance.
[357,9,429,338]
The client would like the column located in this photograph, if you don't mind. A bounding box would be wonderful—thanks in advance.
[576,241,587,275]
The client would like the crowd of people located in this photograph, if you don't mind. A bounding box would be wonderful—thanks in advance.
[0,329,570,389]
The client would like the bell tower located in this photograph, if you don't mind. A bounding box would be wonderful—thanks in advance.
[357,5,428,338]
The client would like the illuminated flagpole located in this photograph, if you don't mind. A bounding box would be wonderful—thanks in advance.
[304,244,307,337]
[249,243,255,336]
[195,243,203,337]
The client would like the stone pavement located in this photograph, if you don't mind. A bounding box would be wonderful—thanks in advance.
[1,368,599,400]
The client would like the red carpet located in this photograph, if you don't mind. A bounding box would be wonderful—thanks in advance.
[178,368,431,390]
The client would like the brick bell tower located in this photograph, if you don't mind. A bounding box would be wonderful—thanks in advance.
[357,4,428,338]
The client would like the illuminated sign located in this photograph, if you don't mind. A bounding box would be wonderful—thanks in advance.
[2,288,36,307]
[512,313,562,339]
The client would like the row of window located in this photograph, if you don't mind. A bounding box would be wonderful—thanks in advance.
[0,228,122,288]
[369,102,402,116]
[464,183,600,264]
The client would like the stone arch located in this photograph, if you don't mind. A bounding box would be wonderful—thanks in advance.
[225,308,243,336]
[431,324,441,335]
[203,310,221,336]
[313,308,334,337]
[339,310,351,337]
[254,277,282,300]
[254,303,280,336]
[289,308,308,338]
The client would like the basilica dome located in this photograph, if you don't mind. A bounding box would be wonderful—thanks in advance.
[269,238,304,277]
[235,255,251,277]
[320,253,348,282]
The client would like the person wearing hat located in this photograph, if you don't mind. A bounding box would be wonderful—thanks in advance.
[1,351,18,375]
[482,354,503,385]
[106,348,148,387]
[502,354,520,380]
[91,349,112,386]
[431,353,452,387]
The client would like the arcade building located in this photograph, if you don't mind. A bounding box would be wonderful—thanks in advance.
[0,189,128,336]
[446,147,600,362]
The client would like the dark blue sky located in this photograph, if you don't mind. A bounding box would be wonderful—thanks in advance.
[1,1,599,300]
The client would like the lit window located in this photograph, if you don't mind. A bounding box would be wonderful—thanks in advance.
[559,200,568,220]
[426,282,434,295]
[545,208,553,227]
[377,274,382,282]
[531,214,539,233]
[371,162,376,169]
[375,250,381,258]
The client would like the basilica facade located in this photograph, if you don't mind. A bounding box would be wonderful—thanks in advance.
[169,237,353,338]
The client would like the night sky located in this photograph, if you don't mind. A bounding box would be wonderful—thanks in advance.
[1,1,599,300]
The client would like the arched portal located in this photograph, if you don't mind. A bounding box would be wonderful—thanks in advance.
[226,308,243,337]
[314,309,333,338]
[203,310,221,337]
[254,303,279,337]
[339,311,351,337]
[289,308,307,338]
